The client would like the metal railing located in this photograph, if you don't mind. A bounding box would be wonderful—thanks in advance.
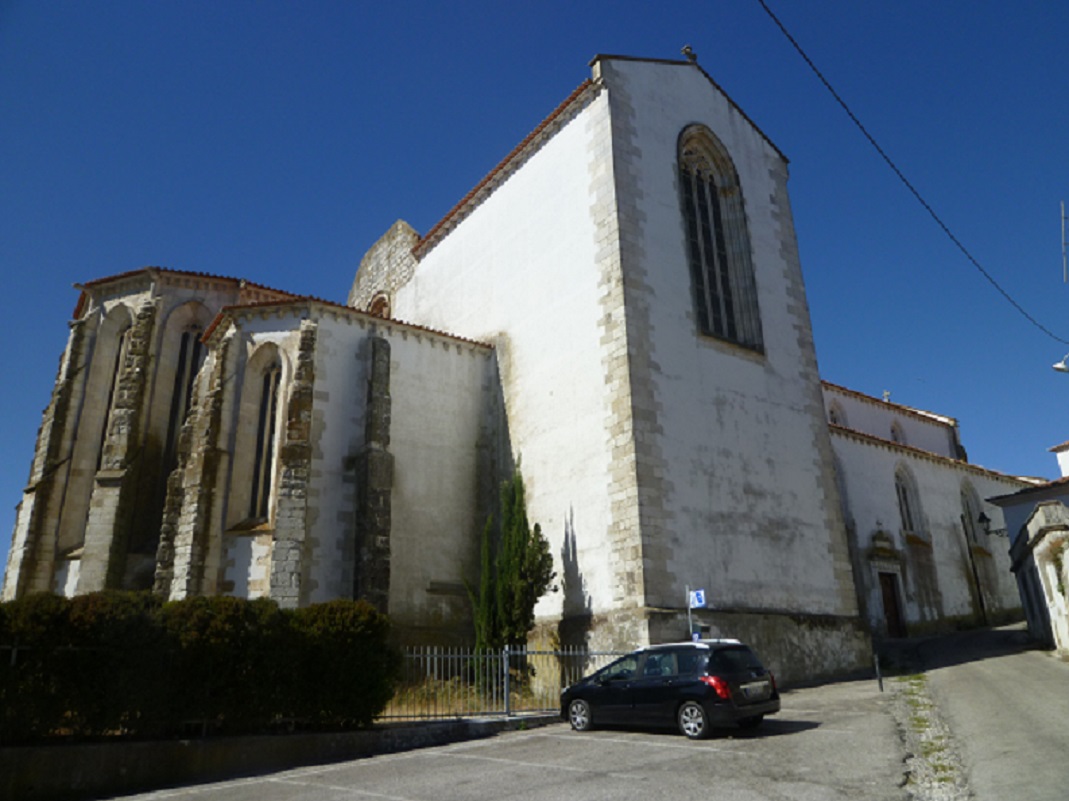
[379,646,624,720]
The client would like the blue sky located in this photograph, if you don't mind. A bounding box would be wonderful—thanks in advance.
[2,1,1069,570]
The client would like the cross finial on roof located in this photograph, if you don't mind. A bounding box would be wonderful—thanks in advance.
[682,44,697,63]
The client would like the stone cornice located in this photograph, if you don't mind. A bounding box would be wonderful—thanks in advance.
[828,423,1031,487]
[823,380,957,429]
[72,267,297,320]
[203,297,493,354]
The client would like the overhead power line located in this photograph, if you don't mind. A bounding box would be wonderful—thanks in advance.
[755,0,1069,346]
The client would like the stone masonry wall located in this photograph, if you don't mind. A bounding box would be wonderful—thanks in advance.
[2,318,91,599]
[157,337,230,599]
[354,335,393,612]
[78,299,158,593]
[347,221,420,312]
[270,319,317,608]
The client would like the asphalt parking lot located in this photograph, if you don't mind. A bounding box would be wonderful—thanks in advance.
[121,678,908,801]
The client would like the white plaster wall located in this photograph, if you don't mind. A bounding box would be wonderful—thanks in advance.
[831,432,1022,629]
[283,313,491,631]
[607,59,852,615]
[1055,449,1069,478]
[388,94,616,620]
[384,327,491,628]
[823,386,957,458]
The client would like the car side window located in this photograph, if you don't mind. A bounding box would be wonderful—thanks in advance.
[597,655,638,682]
[641,652,679,677]
[676,649,700,675]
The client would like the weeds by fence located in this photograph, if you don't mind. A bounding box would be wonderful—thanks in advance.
[381,646,623,720]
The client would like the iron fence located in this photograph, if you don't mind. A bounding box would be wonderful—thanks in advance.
[379,646,624,720]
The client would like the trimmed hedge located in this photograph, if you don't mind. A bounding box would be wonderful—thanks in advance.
[0,592,400,744]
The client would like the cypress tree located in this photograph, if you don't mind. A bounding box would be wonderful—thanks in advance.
[468,469,555,649]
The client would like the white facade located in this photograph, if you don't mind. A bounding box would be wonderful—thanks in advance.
[991,479,1069,655]
[349,55,867,679]
[824,383,1026,636]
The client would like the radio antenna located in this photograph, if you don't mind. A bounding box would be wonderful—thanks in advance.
[1063,201,1067,283]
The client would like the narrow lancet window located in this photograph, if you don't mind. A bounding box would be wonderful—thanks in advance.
[162,327,203,474]
[249,361,282,520]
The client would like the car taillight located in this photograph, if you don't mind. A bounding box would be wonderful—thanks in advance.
[699,675,731,700]
[769,672,777,693]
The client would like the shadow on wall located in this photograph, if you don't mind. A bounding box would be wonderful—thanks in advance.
[557,507,593,649]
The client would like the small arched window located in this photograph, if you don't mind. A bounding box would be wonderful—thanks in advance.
[828,401,847,427]
[891,421,906,445]
[678,125,762,350]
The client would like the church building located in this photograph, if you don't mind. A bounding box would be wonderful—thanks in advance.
[2,54,1028,683]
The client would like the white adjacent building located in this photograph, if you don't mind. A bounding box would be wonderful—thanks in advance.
[824,383,1027,639]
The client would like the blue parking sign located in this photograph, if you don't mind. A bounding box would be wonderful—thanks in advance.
[689,589,706,609]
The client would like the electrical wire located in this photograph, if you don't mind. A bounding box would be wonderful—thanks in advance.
[755,0,1069,346]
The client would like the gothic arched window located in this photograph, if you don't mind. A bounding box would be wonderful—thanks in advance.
[895,466,922,535]
[249,359,282,520]
[96,324,133,471]
[678,125,763,350]
[162,324,204,473]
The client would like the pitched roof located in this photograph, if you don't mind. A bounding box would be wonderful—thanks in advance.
[822,380,958,428]
[413,53,788,260]
[828,423,1033,487]
[72,266,297,319]
[589,53,788,163]
[413,78,598,258]
[202,295,492,350]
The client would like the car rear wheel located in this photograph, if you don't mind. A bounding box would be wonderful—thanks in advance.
[678,701,710,739]
[568,699,593,731]
[737,714,764,730]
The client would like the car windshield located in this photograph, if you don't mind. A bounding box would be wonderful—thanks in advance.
[707,646,763,673]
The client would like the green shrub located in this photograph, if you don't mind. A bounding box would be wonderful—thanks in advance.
[0,592,74,741]
[290,599,400,727]
[66,590,166,736]
[0,592,400,742]
[161,595,290,732]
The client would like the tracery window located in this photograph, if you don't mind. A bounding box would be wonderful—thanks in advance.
[249,360,282,520]
[678,125,763,350]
